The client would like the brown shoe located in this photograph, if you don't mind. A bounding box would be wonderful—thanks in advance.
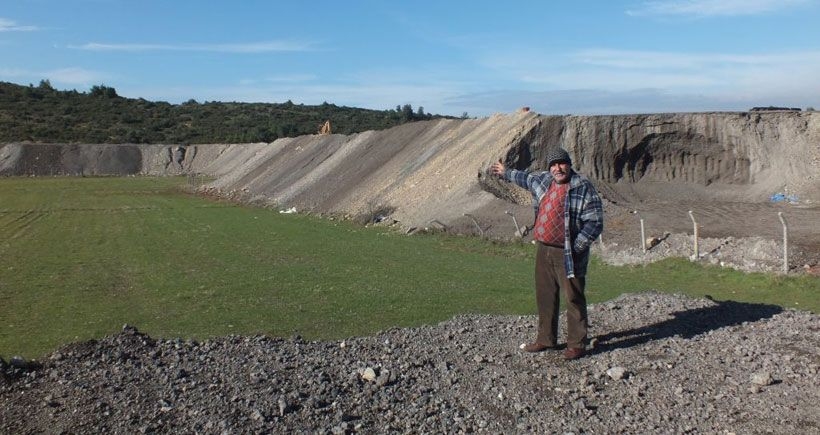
[563,347,586,360]
[520,342,552,353]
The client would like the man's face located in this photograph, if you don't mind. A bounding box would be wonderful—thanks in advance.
[550,161,571,184]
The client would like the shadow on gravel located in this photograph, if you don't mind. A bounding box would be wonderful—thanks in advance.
[591,299,783,355]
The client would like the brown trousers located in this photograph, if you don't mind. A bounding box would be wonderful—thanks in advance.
[534,242,588,349]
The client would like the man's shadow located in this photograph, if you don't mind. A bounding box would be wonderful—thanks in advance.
[590,298,783,354]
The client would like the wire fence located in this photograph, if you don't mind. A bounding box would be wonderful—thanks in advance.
[461,209,794,274]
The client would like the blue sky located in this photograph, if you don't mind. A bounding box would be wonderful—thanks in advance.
[1,0,819,117]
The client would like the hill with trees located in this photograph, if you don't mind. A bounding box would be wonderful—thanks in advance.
[0,80,455,144]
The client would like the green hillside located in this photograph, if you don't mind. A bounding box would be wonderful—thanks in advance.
[0,80,454,144]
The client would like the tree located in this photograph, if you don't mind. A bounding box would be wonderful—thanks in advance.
[38,79,54,91]
[401,104,413,122]
[89,84,118,98]
[416,106,425,117]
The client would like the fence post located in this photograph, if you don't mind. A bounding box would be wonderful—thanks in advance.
[778,212,789,273]
[640,217,646,253]
[688,210,699,260]
[504,211,522,237]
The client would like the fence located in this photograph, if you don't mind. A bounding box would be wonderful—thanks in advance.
[453,209,794,274]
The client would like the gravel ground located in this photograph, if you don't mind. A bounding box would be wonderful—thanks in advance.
[597,200,820,276]
[2,292,818,434]
[595,233,789,274]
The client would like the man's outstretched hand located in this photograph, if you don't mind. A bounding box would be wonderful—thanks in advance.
[490,160,506,177]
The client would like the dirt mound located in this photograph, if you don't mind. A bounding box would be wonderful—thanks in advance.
[2,292,817,433]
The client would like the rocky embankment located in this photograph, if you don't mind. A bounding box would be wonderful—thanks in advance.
[2,292,818,434]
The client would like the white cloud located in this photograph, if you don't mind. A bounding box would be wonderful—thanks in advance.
[193,67,471,113]
[239,74,318,85]
[464,45,820,115]
[0,17,38,32]
[69,40,314,53]
[572,49,744,70]
[134,44,820,116]
[45,67,108,85]
[0,66,107,87]
[0,67,28,78]
[263,74,318,83]
[448,85,820,116]
[627,0,810,17]
[124,76,463,116]
[485,47,820,96]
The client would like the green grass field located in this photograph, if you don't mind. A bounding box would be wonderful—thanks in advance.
[1,177,817,359]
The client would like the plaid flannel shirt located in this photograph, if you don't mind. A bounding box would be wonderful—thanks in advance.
[505,168,604,278]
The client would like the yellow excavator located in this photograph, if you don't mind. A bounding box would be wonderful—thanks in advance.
[318,120,331,135]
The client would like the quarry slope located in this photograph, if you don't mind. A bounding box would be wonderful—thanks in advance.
[3,292,818,434]
[2,110,818,269]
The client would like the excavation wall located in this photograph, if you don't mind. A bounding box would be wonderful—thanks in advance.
[1,111,818,238]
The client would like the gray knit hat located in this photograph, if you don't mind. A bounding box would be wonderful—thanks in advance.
[545,148,572,167]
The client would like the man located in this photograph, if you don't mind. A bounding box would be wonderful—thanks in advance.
[490,147,603,360]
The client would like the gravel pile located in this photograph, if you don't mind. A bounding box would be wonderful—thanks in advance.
[596,233,787,274]
[2,292,818,434]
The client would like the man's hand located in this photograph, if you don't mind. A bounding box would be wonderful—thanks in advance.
[490,160,506,177]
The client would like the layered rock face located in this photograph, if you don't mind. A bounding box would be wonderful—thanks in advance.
[503,112,819,203]
[0,143,145,176]
[0,143,238,177]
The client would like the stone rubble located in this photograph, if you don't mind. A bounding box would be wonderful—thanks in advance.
[2,292,818,434]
